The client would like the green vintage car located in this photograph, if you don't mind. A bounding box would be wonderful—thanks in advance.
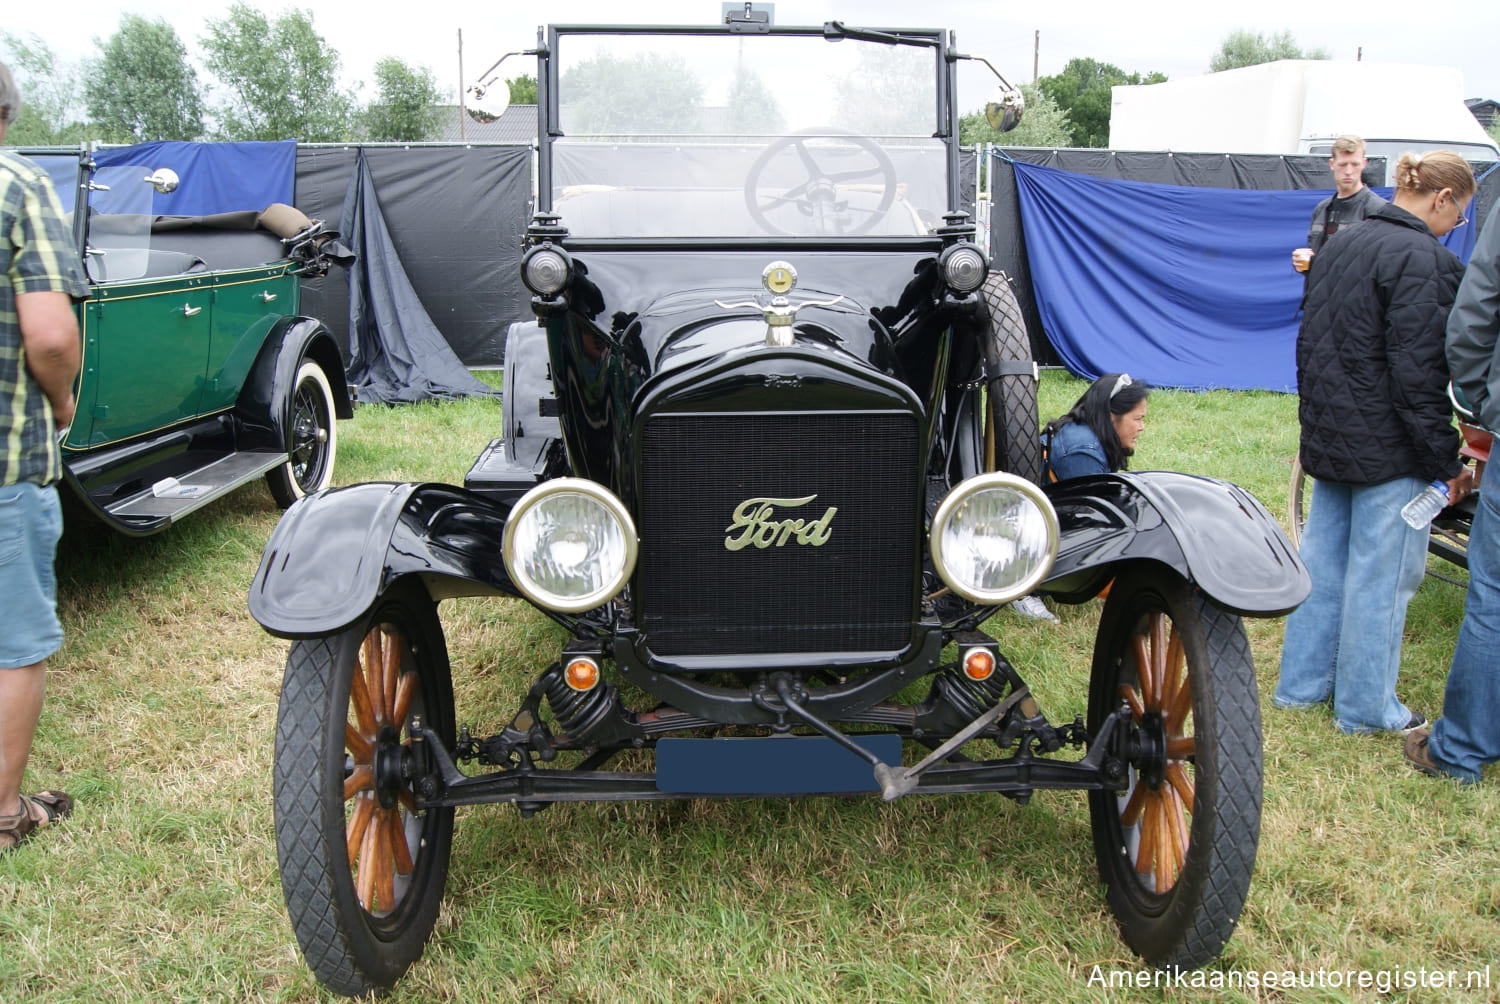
[23,147,353,536]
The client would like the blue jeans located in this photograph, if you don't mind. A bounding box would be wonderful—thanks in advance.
[1274,475,1428,732]
[1427,458,1500,782]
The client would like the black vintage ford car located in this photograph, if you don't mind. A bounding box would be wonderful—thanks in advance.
[248,17,1310,997]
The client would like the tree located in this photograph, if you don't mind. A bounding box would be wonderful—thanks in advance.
[725,63,784,134]
[1210,30,1329,72]
[507,74,537,105]
[85,16,204,143]
[200,3,355,142]
[959,84,1073,148]
[834,46,934,136]
[361,57,443,142]
[560,51,702,133]
[0,31,90,144]
[1036,58,1165,148]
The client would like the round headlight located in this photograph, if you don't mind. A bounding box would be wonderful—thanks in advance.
[502,478,638,613]
[930,473,1058,605]
[940,244,988,293]
[522,246,572,296]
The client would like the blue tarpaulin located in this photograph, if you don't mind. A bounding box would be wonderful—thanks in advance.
[92,140,295,216]
[1013,161,1479,392]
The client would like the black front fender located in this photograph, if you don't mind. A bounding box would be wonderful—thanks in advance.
[1042,471,1310,617]
[248,482,521,638]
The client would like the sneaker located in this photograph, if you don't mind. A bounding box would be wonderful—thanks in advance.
[1403,728,1451,779]
[1401,712,1426,733]
[1011,594,1058,623]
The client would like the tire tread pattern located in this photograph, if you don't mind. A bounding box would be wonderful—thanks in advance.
[275,636,374,996]
[980,274,1043,485]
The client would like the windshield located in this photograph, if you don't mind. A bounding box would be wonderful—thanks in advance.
[547,29,950,239]
[84,164,158,282]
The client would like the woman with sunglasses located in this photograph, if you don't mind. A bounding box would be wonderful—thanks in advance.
[1009,373,1150,621]
[1040,371,1150,482]
[1275,149,1476,735]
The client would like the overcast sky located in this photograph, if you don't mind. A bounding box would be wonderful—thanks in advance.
[10,1,1500,114]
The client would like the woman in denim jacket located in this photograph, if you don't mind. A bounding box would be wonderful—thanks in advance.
[1010,373,1149,621]
[1042,372,1150,481]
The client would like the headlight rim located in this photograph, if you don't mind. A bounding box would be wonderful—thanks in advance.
[930,471,1059,605]
[501,477,638,613]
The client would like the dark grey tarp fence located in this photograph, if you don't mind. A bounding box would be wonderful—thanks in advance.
[988,147,1498,367]
[337,150,502,403]
[294,144,533,369]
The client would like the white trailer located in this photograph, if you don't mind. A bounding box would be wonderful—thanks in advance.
[1109,60,1498,182]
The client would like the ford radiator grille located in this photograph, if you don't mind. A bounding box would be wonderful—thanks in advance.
[638,412,920,657]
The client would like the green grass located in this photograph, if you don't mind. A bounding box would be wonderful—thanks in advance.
[3,370,1495,1003]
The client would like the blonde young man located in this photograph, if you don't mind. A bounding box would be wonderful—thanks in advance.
[1292,134,1387,272]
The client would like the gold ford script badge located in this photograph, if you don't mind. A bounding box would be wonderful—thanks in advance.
[725,495,837,551]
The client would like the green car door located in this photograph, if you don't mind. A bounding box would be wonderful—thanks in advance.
[74,272,214,447]
[201,263,300,415]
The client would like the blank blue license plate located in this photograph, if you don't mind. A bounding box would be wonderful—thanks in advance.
[656,734,903,795]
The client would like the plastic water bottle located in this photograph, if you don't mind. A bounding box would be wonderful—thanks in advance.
[1401,479,1450,529]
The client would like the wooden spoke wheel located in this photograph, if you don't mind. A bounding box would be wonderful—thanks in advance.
[1287,453,1308,548]
[345,625,422,915]
[273,580,454,997]
[1088,565,1261,969]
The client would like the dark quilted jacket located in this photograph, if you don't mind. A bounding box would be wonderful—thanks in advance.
[1296,201,1463,485]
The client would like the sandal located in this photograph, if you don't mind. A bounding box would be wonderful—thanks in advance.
[0,790,73,853]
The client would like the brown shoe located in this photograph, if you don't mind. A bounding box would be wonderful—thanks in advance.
[1403,728,1456,779]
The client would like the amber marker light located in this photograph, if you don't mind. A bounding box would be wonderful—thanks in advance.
[564,658,601,692]
[962,648,996,682]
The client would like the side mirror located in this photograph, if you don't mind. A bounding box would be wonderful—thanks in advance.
[146,168,179,194]
[469,50,533,119]
[953,51,1027,134]
[467,78,511,119]
[985,87,1025,134]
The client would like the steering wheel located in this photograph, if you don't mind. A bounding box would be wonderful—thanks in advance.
[743,128,899,236]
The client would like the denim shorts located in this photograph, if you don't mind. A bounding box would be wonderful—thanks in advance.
[0,481,65,668]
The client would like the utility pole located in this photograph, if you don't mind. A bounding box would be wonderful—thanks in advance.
[1034,30,1040,83]
[458,29,467,142]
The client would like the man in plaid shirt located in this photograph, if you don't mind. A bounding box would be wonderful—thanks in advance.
[0,62,88,852]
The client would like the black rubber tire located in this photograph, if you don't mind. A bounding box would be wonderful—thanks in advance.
[267,360,338,508]
[1087,564,1261,969]
[273,580,455,996]
[979,274,1042,484]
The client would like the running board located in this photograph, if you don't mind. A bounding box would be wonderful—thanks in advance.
[105,450,287,524]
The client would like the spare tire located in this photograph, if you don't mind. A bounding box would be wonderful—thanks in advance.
[980,273,1042,484]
